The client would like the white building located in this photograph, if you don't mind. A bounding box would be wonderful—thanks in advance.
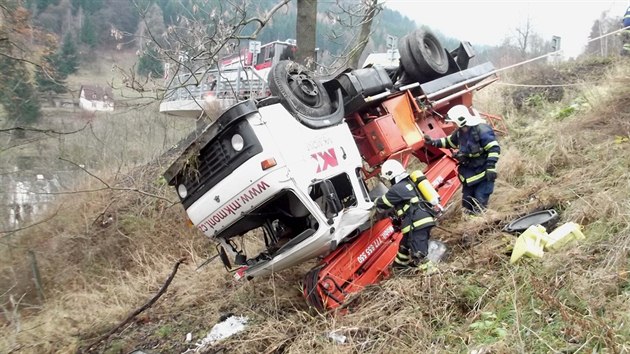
[79,85,114,112]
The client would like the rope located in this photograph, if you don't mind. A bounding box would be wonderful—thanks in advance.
[487,25,630,88]
[488,26,630,77]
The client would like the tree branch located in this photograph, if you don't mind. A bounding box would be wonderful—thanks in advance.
[236,0,292,39]
[57,158,175,204]
[0,207,62,237]
[0,122,91,134]
[82,258,187,352]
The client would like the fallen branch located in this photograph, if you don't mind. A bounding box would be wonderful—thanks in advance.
[82,257,187,353]
[0,122,91,134]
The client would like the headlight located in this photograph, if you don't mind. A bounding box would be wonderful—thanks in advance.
[231,134,244,152]
[177,184,188,198]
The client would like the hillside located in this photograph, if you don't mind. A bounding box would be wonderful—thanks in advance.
[2,57,630,353]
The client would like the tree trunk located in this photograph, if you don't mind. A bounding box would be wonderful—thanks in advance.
[348,0,379,69]
[296,0,317,68]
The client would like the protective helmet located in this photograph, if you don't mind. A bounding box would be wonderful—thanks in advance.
[380,159,408,183]
[446,104,483,127]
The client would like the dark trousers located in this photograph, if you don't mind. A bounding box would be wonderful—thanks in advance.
[462,179,495,214]
[400,226,431,258]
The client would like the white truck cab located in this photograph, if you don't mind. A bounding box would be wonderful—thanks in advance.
[165,97,372,278]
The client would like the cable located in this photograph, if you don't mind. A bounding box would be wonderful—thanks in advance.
[487,26,630,77]
[496,82,590,88]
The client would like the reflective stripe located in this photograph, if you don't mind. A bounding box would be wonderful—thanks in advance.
[397,252,409,260]
[396,197,420,216]
[405,184,413,191]
[401,217,435,233]
[488,152,500,159]
[440,137,447,147]
[446,136,457,148]
[487,168,497,172]
[465,170,486,184]
[467,152,482,158]
[381,195,393,207]
[394,257,410,266]
[396,203,411,215]
[483,141,499,150]
[412,217,434,228]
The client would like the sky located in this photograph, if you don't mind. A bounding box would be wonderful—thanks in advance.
[383,0,629,59]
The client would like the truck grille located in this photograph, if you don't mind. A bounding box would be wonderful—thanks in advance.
[176,120,262,208]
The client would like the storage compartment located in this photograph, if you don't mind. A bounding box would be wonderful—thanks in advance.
[361,114,407,166]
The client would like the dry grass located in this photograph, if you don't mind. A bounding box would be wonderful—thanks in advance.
[2,59,630,354]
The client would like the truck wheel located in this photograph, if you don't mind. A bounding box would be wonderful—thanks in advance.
[400,29,449,82]
[268,61,332,117]
[398,36,424,82]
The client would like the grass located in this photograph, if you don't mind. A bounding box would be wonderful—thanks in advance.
[2,57,630,353]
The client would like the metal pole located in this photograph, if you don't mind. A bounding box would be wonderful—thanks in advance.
[236,66,241,99]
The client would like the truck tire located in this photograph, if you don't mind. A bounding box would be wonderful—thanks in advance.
[398,36,424,81]
[400,29,449,82]
[268,61,332,117]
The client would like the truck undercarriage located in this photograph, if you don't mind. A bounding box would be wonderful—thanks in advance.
[164,29,504,311]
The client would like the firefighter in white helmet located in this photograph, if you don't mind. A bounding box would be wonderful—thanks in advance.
[424,104,501,215]
[374,159,437,270]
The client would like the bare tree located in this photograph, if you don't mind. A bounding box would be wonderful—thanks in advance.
[124,0,291,98]
[296,0,318,67]
[319,0,382,73]
[346,0,380,69]
[515,17,533,58]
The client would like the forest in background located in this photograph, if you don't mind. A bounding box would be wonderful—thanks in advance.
[2,0,626,129]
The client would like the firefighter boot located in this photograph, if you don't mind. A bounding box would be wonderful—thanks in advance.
[411,253,438,274]
[416,259,438,274]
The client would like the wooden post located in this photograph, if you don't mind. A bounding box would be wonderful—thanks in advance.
[28,250,45,303]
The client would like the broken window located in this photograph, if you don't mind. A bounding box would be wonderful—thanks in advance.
[217,190,317,268]
[308,173,356,220]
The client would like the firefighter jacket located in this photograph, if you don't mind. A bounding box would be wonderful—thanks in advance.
[435,123,500,186]
[374,179,436,233]
[624,6,630,28]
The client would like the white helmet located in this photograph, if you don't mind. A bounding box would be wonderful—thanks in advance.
[380,159,408,183]
[446,104,483,127]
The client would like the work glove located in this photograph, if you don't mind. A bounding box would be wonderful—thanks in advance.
[486,166,497,182]
[424,134,437,147]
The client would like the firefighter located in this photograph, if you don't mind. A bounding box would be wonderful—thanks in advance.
[424,104,501,216]
[622,5,630,56]
[374,159,436,270]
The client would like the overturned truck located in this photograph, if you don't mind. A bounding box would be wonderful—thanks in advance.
[164,29,502,311]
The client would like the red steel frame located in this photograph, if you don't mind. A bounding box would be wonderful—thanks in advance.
[303,88,493,312]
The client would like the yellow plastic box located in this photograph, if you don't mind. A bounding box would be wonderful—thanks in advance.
[543,222,585,251]
[510,225,547,264]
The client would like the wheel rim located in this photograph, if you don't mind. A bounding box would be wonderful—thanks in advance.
[287,72,319,106]
[423,38,444,65]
